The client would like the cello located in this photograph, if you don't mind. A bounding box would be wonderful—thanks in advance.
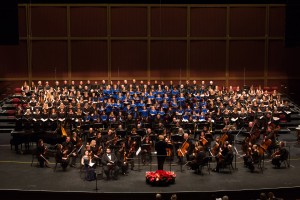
[177,139,189,157]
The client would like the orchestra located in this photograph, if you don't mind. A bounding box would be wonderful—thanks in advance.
[14,80,292,178]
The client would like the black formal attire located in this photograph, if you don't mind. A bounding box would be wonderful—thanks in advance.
[272,148,288,168]
[101,152,119,179]
[155,139,167,170]
[189,151,206,170]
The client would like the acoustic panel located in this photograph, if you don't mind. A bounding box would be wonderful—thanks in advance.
[190,40,226,77]
[268,40,287,77]
[111,7,147,37]
[111,40,147,77]
[150,41,186,78]
[229,40,265,77]
[190,7,227,37]
[151,7,187,37]
[269,6,285,37]
[31,41,68,78]
[228,80,264,88]
[70,6,107,37]
[230,7,266,37]
[0,41,27,78]
[71,40,108,77]
[31,6,67,37]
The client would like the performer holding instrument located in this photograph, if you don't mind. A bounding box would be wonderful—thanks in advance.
[36,139,50,168]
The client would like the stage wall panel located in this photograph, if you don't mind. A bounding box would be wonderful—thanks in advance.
[190,7,227,37]
[111,40,147,77]
[268,40,287,77]
[229,40,265,77]
[0,41,28,78]
[190,40,226,77]
[1,3,298,91]
[269,6,285,37]
[230,7,266,37]
[151,7,187,37]
[70,6,107,37]
[31,6,67,37]
[111,7,147,37]
[150,40,186,78]
[71,40,108,78]
[31,41,68,78]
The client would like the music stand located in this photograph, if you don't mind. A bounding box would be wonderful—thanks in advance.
[116,130,127,138]
[155,128,164,135]
[93,123,103,130]
[137,130,146,138]
[143,123,151,129]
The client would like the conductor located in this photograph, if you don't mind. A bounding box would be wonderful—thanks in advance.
[155,135,167,170]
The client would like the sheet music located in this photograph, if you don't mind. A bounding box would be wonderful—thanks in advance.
[136,147,141,156]
[89,162,95,167]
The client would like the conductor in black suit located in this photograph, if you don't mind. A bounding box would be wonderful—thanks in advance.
[102,148,119,180]
[155,135,167,170]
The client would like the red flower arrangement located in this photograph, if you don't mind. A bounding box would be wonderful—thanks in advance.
[145,170,176,186]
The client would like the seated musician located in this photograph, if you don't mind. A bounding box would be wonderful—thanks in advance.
[177,133,193,163]
[271,141,288,168]
[244,144,260,172]
[101,148,119,180]
[141,136,152,164]
[117,142,129,175]
[188,145,206,171]
[36,139,50,168]
[55,144,69,170]
[213,144,233,172]
[62,136,78,168]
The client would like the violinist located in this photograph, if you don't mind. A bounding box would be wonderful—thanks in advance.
[71,132,82,154]
[62,136,77,168]
[56,144,69,170]
[87,127,96,143]
[126,136,137,170]
[36,139,50,168]
[244,144,260,172]
[188,145,206,171]
[117,142,129,175]
[141,135,152,164]
[271,141,288,168]
[103,129,115,149]
[213,144,233,173]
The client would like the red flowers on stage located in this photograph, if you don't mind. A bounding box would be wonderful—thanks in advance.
[145,170,176,186]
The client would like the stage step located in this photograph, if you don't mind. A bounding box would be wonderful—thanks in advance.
[0,116,16,122]
[0,122,16,128]
[278,128,291,134]
[0,128,14,133]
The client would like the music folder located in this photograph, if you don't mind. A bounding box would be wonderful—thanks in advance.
[136,147,141,156]
[89,162,95,167]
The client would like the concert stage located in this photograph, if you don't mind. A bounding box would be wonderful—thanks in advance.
[0,131,300,200]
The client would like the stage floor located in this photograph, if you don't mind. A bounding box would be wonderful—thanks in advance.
[0,132,300,200]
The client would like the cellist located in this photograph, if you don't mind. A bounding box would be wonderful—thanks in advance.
[177,133,193,163]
